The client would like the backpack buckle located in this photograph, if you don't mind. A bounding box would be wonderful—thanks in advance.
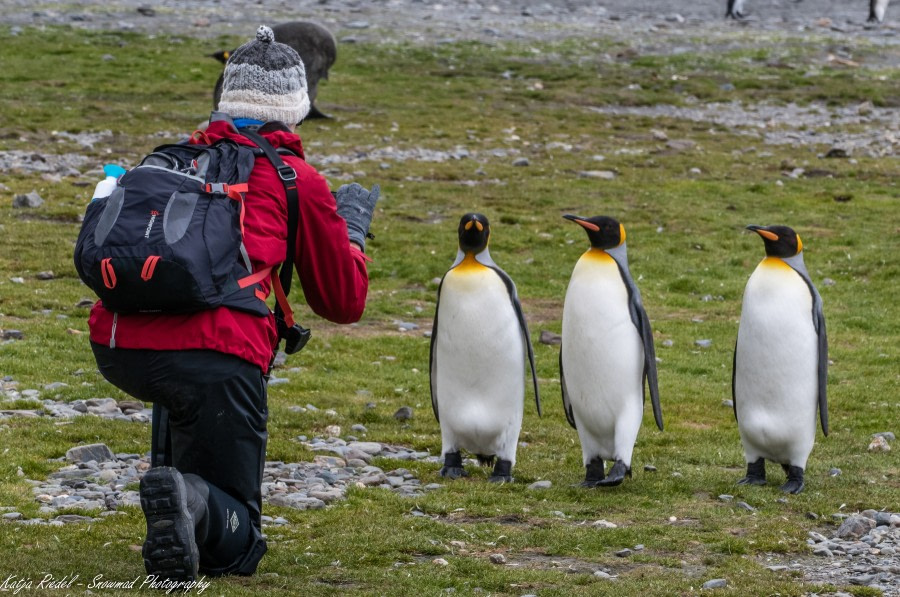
[205,182,248,200]
[276,165,297,182]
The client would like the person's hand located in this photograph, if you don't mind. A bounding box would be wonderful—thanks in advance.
[334,183,380,251]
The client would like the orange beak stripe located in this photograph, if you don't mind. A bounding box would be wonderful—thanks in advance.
[754,229,779,241]
[575,219,600,232]
[464,221,474,231]
[475,221,483,232]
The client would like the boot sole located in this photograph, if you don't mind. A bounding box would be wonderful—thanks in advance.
[140,467,199,581]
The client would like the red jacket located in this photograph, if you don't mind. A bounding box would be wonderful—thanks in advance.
[89,119,370,371]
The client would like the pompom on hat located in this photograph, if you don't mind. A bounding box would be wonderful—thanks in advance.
[218,25,311,125]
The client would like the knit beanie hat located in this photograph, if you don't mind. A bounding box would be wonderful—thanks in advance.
[218,25,311,125]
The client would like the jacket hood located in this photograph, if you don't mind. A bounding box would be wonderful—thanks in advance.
[200,112,305,160]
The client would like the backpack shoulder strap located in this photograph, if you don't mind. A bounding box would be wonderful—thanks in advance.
[238,128,298,287]
[238,128,309,353]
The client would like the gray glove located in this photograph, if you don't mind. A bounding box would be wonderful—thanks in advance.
[334,183,380,251]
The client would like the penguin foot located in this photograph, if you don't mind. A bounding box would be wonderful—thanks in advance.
[440,452,468,479]
[737,458,766,486]
[596,460,631,487]
[779,466,805,494]
[580,456,605,487]
[488,459,513,484]
[440,466,468,479]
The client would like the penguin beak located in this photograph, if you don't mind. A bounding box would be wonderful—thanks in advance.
[563,214,600,232]
[747,225,779,242]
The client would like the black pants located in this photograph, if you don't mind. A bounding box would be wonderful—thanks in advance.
[92,343,268,576]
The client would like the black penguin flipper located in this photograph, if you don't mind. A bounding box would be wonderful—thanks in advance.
[613,258,663,431]
[637,302,663,431]
[489,265,542,417]
[429,276,446,423]
[815,302,829,436]
[787,259,829,437]
[731,339,739,423]
[559,348,577,430]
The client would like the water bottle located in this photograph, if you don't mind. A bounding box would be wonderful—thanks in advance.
[91,164,127,202]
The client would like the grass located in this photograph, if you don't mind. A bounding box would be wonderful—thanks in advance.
[0,24,898,596]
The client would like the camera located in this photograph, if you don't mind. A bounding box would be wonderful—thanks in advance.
[282,322,311,354]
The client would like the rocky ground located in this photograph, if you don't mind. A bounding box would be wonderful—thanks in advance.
[2,375,898,595]
[3,0,898,44]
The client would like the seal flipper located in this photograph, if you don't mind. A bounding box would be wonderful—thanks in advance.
[306,104,331,120]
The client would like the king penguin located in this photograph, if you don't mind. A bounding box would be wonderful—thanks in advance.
[560,215,663,487]
[430,213,541,483]
[869,0,891,22]
[725,0,747,19]
[733,225,828,494]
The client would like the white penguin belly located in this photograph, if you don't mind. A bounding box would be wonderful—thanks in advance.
[735,259,818,468]
[562,253,644,466]
[435,265,525,460]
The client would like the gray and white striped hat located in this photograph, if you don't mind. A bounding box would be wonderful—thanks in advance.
[218,25,311,125]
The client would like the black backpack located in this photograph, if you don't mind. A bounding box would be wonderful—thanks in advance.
[74,128,310,353]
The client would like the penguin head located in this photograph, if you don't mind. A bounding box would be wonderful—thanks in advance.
[210,50,231,64]
[563,214,625,250]
[457,213,491,254]
[747,225,803,258]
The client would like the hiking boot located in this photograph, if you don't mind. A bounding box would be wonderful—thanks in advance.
[140,467,200,581]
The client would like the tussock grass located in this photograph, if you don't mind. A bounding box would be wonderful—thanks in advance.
[0,25,897,596]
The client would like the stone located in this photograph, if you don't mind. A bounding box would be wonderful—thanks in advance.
[527,480,551,490]
[868,436,891,452]
[702,579,727,589]
[836,515,876,539]
[489,553,506,564]
[578,170,616,180]
[539,330,561,345]
[394,406,413,421]
[65,443,115,464]
[348,441,383,455]
[12,191,44,208]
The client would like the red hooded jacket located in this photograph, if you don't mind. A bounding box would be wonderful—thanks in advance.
[88,119,370,371]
